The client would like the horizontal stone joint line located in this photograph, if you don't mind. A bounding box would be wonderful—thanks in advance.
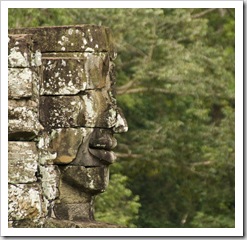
[41,50,109,54]
[44,126,115,132]
[39,89,107,97]
[8,139,40,143]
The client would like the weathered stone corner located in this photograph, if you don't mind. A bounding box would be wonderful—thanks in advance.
[9,25,117,58]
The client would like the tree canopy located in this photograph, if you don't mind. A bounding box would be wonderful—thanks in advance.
[8,8,235,228]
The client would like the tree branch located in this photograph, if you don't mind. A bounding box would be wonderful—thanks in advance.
[190,161,212,167]
[116,80,136,94]
[191,8,217,19]
[117,87,169,95]
[115,152,142,159]
[117,42,147,58]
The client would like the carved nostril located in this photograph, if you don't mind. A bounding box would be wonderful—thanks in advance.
[89,128,118,150]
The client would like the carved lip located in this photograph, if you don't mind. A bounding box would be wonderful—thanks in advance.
[88,148,117,164]
[88,131,118,165]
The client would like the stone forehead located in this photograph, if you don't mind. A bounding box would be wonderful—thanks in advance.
[8,25,116,58]
[41,52,110,95]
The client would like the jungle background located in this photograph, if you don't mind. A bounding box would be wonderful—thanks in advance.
[8,8,235,228]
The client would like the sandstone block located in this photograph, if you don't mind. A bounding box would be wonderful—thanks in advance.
[8,184,42,221]
[39,95,86,128]
[8,68,32,99]
[9,25,116,58]
[9,219,45,228]
[58,180,92,204]
[48,128,92,164]
[61,166,109,194]
[8,34,42,68]
[8,99,43,140]
[8,34,33,67]
[39,91,116,129]
[43,218,124,228]
[41,53,108,95]
[37,132,57,165]
[54,203,92,221]
[10,218,123,228]
[39,165,60,200]
[8,141,38,183]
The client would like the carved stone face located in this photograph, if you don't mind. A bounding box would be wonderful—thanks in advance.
[9,26,128,185]
[38,52,128,167]
[8,26,127,223]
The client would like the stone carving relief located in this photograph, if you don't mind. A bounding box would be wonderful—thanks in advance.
[8,25,128,227]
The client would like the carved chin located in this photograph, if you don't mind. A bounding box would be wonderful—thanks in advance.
[89,148,117,165]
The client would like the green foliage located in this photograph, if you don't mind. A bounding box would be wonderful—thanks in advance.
[9,8,235,228]
[191,212,235,228]
[94,165,141,227]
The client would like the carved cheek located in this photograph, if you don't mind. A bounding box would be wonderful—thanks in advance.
[81,93,98,127]
[87,90,115,129]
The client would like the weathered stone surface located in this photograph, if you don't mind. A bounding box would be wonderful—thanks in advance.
[8,142,38,183]
[8,25,128,228]
[41,57,87,95]
[37,132,57,165]
[43,218,124,228]
[30,67,42,100]
[73,127,118,166]
[54,203,93,221]
[8,184,42,220]
[113,107,129,133]
[48,128,92,164]
[8,34,33,67]
[9,218,123,228]
[89,128,117,150]
[58,180,92,204]
[10,219,45,228]
[83,52,109,89]
[38,128,121,167]
[39,91,117,129]
[8,99,43,140]
[8,68,32,99]
[41,53,109,95]
[39,165,60,200]
[9,25,116,58]
[61,166,109,194]
[8,34,42,68]
[39,95,85,128]
[8,67,41,100]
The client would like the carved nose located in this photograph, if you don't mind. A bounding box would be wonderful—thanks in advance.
[89,128,117,150]
[113,108,128,133]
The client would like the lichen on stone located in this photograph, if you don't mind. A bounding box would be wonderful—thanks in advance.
[8,184,42,221]
[8,142,38,183]
[8,46,29,67]
[39,165,60,200]
[8,68,33,99]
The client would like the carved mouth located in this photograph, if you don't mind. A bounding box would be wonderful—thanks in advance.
[88,129,117,164]
[88,148,117,165]
[72,129,118,166]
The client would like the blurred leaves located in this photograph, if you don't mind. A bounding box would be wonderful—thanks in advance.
[94,166,141,227]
